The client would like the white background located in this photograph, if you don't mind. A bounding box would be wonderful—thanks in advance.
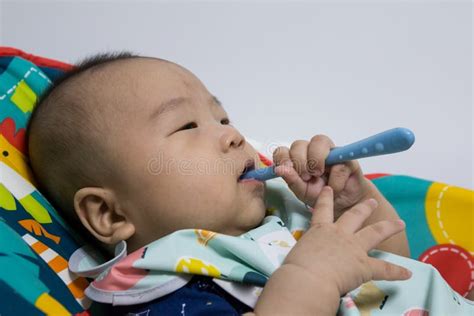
[1,0,472,188]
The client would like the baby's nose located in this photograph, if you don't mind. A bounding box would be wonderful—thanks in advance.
[219,127,245,152]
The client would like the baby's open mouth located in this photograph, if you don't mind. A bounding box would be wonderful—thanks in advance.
[238,159,256,181]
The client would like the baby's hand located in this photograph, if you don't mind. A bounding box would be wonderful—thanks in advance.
[273,135,372,218]
[282,186,411,297]
[252,186,410,315]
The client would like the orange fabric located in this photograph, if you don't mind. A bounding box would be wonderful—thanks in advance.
[49,255,69,273]
[67,277,89,299]
[31,241,49,254]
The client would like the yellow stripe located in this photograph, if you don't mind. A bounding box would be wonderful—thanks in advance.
[35,292,70,315]
[10,80,37,113]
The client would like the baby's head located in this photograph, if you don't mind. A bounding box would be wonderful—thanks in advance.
[27,53,266,253]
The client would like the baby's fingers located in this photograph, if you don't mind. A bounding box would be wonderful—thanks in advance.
[274,164,307,201]
[310,186,334,226]
[335,198,378,234]
[307,135,335,177]
[369,257,412,281]
[327,164,352,194]
[327,160,362,195]
[273,146,292,167]
[356,220,406,252]
[289,140,311,180]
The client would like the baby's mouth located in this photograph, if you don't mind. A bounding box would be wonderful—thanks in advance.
[238,159,256,181]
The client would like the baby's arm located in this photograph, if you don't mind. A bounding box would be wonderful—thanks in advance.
[273,135,410,258]
[245,187,412,315]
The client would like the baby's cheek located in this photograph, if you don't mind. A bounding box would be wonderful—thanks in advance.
[197,177,234,202]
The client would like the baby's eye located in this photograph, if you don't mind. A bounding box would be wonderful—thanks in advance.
[220,118,231,125]
[177,122,198,131]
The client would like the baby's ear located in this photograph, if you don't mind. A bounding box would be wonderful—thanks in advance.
[74,187,135,245]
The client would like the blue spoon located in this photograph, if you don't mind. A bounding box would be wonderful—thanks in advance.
[240,127,415,181]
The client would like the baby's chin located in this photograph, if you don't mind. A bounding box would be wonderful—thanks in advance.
[213,198,266,236]
[235,199,267,234]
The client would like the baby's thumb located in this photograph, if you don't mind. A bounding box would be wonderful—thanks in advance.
[369,258,412,281]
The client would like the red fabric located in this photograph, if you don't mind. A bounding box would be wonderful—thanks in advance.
[257,152,273,166]
[419,244,473,297]
[365,173,390,180]
[0,46,73,71]
[0,118,25,153]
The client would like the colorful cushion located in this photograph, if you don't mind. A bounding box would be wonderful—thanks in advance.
[0,47,90,315]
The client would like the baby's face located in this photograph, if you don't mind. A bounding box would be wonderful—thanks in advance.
[105,59,266,249]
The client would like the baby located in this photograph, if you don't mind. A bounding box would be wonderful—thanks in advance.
[26,53,471,315]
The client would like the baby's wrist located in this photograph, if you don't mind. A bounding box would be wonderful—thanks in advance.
[280,262,343,295]
[265,263,341,314]
[361,178,383,201]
